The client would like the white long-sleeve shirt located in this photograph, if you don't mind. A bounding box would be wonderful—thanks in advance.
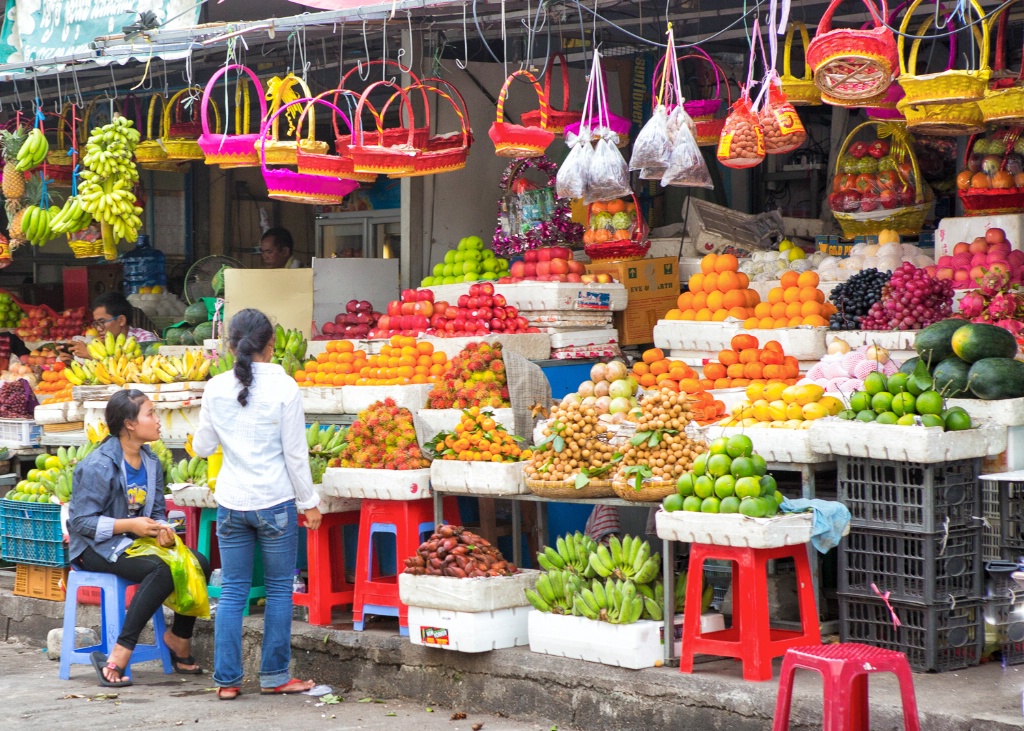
[193,362,320,512]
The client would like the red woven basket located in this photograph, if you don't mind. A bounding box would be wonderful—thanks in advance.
[489,70,556,158]
[384,85,470,177]
[334,60,431,152]
[583,194,650,261]
[421,77,474,152]
[520,53,583,134]
[349,81,420,176]
[295,91,378,183]
[168,91,204,139]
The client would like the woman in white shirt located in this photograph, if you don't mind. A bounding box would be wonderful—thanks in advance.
[193,308,322,700]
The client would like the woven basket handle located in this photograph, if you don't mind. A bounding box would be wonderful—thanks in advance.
[141,95,166,140]
[235,78,249,135]
[166,87,219,135]
[677,53,730,107]
[202,64,267,137]
[542,52,574,114]
[260,97,348,170]
[80,98,102,141]
[421,77,471,130]
[53,102,74,151]
[294,94,356,149]
[817,0,888,34]
[502,155,558,195]
[400,84,470,148]
[354,80,412,146]
[328,88,365,140]
[340,60,430,132]
[495,70,549,128]
[899,0,988,74]
[264,74,316,144]
[836,120,924,203]
[783,23,814,81]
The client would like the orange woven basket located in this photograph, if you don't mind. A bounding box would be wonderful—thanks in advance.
[489,70,556,158]
[780,23,823,105]
[520,53,583,134]
[335,60,431,151]
[806,0,899,105]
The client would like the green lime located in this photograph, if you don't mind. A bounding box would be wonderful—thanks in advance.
[774,490,785,506]
[871,392,894,414]
[719,496,741,514]
[921,413,944,428]
[663,494,684,512]
[759,474,778,496]
[707,453,733,478]
[849,391,872,412]
[887,373,909,394]
[838,409,857,420]
[855,410,877,422]
[739,496,767,518]
[677,474,695,497]
[942,406,968,419]
[864,372,888,396]
[875,411,899,424]
[694,475,715,499]
[709,437,730,456]
[34,454,47,470]
[735,476,761,500]
[896,414,917,426]
[763,496,780,516]
[692,453,708,477]
[944,411,973,431]
[907,373,932,397]
[730,456,756,479]
[701,496,721,513]
[751,454,768,477]
[891,392,916,416]
[726,434,754,458]
[683,496,703,512]
[915,390,944,416]
[714,475,736,499]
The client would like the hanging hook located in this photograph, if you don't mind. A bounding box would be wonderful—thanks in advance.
[12,78,23,111]
[71,65,85,107]
[358,20,371,81]
[382,17,390,81]
[339,23,346,86]
[456,3,470,69]
[102,64,119,101]
[54,71,63,111]
[395,10,414,73]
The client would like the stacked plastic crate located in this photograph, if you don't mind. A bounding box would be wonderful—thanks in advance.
[978,472,1024,665]
[0,499,68,600]
[837,457,985,672]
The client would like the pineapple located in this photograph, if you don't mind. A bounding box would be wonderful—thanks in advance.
[7,173,40,248]
[5,202,23,243]
[0,127,27,200]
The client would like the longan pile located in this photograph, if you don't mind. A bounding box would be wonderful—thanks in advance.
[525,401,619,484]
[618,390,707,482]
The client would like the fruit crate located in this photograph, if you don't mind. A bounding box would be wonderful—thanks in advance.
[837,456,981,534]
[13,563,67,601]
[839,527,983,604]
[0,418,41,448]
[0,499,66,567]
[838,593,984,673]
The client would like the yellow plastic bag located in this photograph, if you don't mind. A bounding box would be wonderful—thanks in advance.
[125,536,210,619]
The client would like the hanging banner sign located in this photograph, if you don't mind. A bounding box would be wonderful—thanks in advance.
[12,0,200,62]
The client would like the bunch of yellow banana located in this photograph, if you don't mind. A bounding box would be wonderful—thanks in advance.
[64,359,99,386]
[86,332,142,362]
[86,422,110,443]
[20,204,60,246]
[78,116,142,253]
[135,352,211,384]
[15,128,48,171]
[49,195,94,235]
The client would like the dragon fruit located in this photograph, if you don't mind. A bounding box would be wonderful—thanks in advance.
[959,291,985,318]
[988,292,1018,320]
[996,318,1024,336]
[980,268,1011,296]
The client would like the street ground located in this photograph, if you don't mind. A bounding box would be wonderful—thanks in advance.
[0,640,552,731]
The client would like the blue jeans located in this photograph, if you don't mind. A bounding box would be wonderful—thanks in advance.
[213,500,297,689]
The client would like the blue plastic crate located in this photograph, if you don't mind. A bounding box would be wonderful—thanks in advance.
[0,499,66,567]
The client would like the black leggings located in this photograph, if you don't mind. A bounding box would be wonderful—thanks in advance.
[77,546,212,652]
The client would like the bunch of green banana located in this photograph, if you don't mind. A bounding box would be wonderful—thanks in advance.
[573,578,645,624]
[15,128,48,171]
[637,581,666,621]
[272,325,307,376]
[21,204,59,246]
[524,569,584,615]
[169,456,208,486]
[306,422,347,457]
[209,349,234,376]
[588,534,660,584]
[49,195,94,234]
[537,531,598,576]
[78,115,142,257]
[148,440,175,483]
[41,468,73,503]
[55,442,98,468]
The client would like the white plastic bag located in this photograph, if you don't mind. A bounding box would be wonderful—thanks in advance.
[629,105,671,171]
[556,129,592,200]
[585,131,632,203]
[661,122,713,188]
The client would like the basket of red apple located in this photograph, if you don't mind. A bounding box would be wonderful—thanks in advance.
[496,246,587,283]
[956,130,1024,216]
[582,195,650,261]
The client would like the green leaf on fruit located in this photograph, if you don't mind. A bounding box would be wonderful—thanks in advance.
[553,435,565,453]
[574,473,590,490]
[630,431,652,447]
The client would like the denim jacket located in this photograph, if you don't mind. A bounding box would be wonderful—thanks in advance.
[67,437,166,563]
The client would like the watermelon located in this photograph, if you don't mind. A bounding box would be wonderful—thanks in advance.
[967,358,1024,400]
[184,302,209,326]
[142,341,164,357]
[951,323,1019,363]
[178,329,196,346]
[193,321,214,342]
[899,357,920,375]
[164,327,186,345]
[932,356,972,398]
[915,319,964,366]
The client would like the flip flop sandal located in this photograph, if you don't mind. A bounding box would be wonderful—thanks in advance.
[261,678,314,695]
[90,651,132,688]
[216,687,241,700]
[169,650,204,675]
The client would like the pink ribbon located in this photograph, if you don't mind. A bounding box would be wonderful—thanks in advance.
[871,583,902,629]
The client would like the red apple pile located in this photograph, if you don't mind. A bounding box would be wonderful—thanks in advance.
[499,246,590,283]
[934,228,1024,290]
[316,299,383,341]
[16,305,87,341]
[424,282,538,337]
[370,289,437,339]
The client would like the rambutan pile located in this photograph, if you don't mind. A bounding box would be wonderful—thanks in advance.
[427,342,511,409]
[331,397,430,470]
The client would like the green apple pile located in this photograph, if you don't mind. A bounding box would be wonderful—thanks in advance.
[662,434,786,518]
[421,235,510,286]
[0,292,24,328]
[836,363,973,432]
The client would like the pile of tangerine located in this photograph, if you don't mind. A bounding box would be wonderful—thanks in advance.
[742,271,837,329]
[631,348,726,423]
[666,253,761,322]
[582,199,638,245]
[293,336,449,387]
[700,335,802,389]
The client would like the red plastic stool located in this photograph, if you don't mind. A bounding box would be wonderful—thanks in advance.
[679,543,821,681]
[772,643,921,730]
[295,510,360,626]
[164,498,200,550]
[352,497,460,635]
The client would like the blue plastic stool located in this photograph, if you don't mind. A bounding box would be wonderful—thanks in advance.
[197,507,266,616]
[59,570,173,680]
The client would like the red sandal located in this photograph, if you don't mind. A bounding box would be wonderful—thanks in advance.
[216,687,241,700]
[261,678,314,695]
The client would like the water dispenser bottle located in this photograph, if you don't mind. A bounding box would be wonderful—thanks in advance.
[121,235,167,294]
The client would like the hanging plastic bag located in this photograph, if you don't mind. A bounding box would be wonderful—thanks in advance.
[556,128,592,200]
[717,91,766,169]
[665,106,698,146]
[760,79,807,155]
[125,535,211,619]
[662,122,713,188]
[630,104,672,172]
[585,131,632,203]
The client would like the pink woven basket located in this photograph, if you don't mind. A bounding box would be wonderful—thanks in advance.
[260,98,360,205]
[199,64,268,168]
[653,47,725,120]
[349,81,420,176]
[296,90,378,183]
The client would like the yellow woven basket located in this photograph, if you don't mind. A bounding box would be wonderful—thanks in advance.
[780,23,822,106]
[68,238,104,258]
[978,6,1024,125]
[163,88,219,162]
[897,97,985,136]
[897,0,989,105]
[135,95,171,168]
[256,74,328,165]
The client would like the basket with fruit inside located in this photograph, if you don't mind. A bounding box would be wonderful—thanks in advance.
[956,129,1024,215]
[582,194,649,262]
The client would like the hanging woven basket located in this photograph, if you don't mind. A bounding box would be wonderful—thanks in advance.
[295,90,377,183]
[198,64,267,169]
[421,77,475,152]
[978,5,1024,126]
[164,88,219,161]
[390,85,470,177]
[334,60,432,152]
[349,81,420,176]
[489,70,556,158]
[897,97,985,136]
[806,0,899,105]
[256,74,328,165]
[780,23,823,105]
[520,53,583,134]
[958,129,1024,215]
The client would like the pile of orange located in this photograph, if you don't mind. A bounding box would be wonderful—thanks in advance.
[36,364,73,403]
[295,336,450,386]
[632,348,726,423]
[700,334,802,389]
[743,271,837,329]
[295,340,370,387]
[663,253,761,322]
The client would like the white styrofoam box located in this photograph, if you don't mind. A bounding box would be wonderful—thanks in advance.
[407,605,530,653]
[399,570,539,612]
[527,611,664,669]
[86,403,202,442]
[342,383,432,415]
[526,310,613,326]
[935,213,1024,258]
[429,460,528,496]
[946,396,1024,428]
[670,612,727,656]
[415,408,516,444]
[168,484,218,509]
[422,333,551,361]
[321,467,431,500]
[700,424,829,464]
[66,402,84,422]
[808,420,1008,463]
[131,381,207,394]
[301,386,346,415]
[982,425,1024,473]
[493,282,628,312]
[548,329,619,349]
[654,319,743,353]
[71,385,122,401]
[157,345,206,358]
[316,493,361,514]
[656,508,815,548]
[678,256,704,280]
[825,330,918,352]
[707,387,748,414]
[550,345,622,360]
[740,327,828,361]
[33,403,69,425]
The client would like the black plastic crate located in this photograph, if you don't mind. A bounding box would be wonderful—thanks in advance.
[837,457,980,534]
[987,597,1024,666]
[996,478,1024,560]
[839,527,983,605]
[839,593,983,673]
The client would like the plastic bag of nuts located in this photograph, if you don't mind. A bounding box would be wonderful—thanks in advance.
[760,82,807,155]
[716,93,765,169]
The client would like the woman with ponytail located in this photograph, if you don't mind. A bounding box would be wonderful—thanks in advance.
[193,308,321,700]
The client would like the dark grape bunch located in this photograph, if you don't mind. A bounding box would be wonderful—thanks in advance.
[859,262,954,331]
[0,379,32,419]
[828,268,891,330]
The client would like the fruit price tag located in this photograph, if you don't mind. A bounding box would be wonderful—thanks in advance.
[575,290,612,310]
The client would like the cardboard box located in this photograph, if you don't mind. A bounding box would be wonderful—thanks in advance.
[585,257,679,302]
[224,268,314,338]
[614,293,677,345]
